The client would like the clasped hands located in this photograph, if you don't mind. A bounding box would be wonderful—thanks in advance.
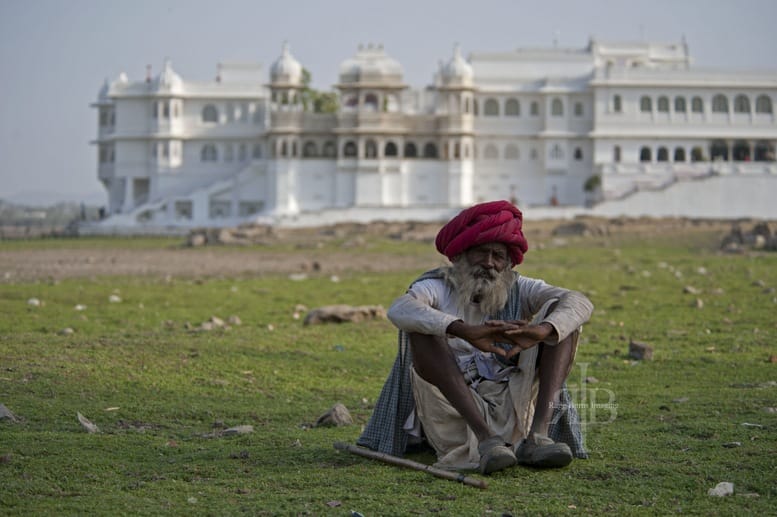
[446,319,557,360]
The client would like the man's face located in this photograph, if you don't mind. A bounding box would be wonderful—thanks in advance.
[464,243,509,278]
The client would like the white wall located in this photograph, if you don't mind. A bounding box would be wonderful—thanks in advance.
[592,174,777,219]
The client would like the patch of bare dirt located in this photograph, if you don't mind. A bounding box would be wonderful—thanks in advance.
[0,217,764,282]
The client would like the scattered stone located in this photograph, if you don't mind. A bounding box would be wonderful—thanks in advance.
[227,315,242,326]
[672,397,689,403]
[0,404,19,422]
[59,327,75,336]
[741,422,764,429]
[628,340,654,361]
[314,403,353,427]
[27,298,41,307]
[763,407,777,414]
[683,286,701,295]
[768,355,777,364]
[77,412,100,433]
[222,425,254,436]
[288,273,308,281]
[585,376,599,384]
[707,481,734,497]
[108,294,122,303]
[291,439,302,447]
[694,298,704,309]
[722,442,742,448]
[74,304,87,311]
[304,305,387,325]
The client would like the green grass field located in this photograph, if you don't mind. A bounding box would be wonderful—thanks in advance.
[1,230,775,515]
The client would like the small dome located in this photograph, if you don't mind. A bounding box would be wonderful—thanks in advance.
[155,59,183,92]
[441,44,473,86]
[270,42,303,85]
[338,44,403,85]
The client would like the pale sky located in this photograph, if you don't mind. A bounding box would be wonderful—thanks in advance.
[2,0,776,206]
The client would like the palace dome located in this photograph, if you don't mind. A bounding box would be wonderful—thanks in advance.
[338,44,403,85]
[441,44,473,86]
[270,42,303,86]
[154,59,183,92]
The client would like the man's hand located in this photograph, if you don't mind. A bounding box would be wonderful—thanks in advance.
[486,320,558,359]
[446,320,516,357]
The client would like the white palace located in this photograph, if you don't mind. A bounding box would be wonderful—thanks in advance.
[91,39,777,230]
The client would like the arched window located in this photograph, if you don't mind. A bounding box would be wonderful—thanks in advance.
[549,144,563,159]
[712,94,728,113]
[302,141,317,158]
[732,141,750,161]
[674,97,687,113]
[484,98,499,116]
[657,147,669,162]
[551,98,563,116]
[224,144,233,162]
[200,144,218,162]
[710,141,728,160]
[505,98,520,116]
[453,142,461,159]
[423,142,438,158]
[657,97,669,113]
[365,140,378,158]
[504,144,519,160]
[202,104,219,123]
[345,95,358,108]
[323,141,336,157]
[343,141,357,157]
[754,141,775,161]
[613,95,622,113]
[691,147,704,162]
[483,144,499,160]
[280,141,288,157]
[404,142,418,158]
[384,141,398,157]
[734,95,751,113]
[252,144,262,159]
[574,102,584,117]
[364,93,379,111]
[574,147,583,160]
[613,145,621,163]
[473,99,479,116]
[639,146,651,162]
[463,97,470,114]
[674,147,686,162]
[755,95,773,114]
[691,97,704,113]
[640,96,652,113]
[530,101,539,116]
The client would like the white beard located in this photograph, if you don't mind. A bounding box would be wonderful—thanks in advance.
[444,257,514,317]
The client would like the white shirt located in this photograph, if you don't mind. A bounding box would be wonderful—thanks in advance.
[387,273,593,378]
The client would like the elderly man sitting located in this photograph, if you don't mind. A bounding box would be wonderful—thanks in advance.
[358,201,594,474]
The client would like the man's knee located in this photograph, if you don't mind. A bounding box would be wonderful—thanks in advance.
[408,332,456,382]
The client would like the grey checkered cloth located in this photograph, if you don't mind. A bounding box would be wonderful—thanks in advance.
[357,269,588,459]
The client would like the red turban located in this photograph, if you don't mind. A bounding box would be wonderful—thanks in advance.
[435,201,528,266]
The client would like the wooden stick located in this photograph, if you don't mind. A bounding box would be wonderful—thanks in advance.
[333,442,488,489]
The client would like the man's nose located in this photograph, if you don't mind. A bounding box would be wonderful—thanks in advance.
[482,252,496,268]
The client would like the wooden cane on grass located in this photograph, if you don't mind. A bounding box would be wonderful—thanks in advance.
[333,442,488,489]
